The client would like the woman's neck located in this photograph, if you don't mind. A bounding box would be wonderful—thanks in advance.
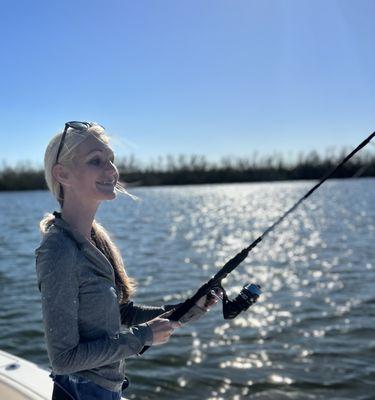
[61,204,98,241]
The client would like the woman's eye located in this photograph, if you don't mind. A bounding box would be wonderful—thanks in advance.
[89,158,101,165]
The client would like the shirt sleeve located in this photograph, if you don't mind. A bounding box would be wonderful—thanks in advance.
[119,301,183,327]
[119,300,210,327]
[35,235,150,374]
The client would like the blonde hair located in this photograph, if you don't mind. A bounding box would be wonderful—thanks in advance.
[40,122,136,302]
[44,123,137,206]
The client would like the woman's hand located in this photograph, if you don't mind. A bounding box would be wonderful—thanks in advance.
[147,310,182,345]
[177,287,224,325]
[195,287,224,311]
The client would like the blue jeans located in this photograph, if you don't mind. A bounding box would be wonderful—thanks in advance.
[50,373,123,400]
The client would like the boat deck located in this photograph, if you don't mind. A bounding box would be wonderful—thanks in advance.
[0,350,128,399]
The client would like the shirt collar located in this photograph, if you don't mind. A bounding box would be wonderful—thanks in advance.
[52,211,115,281]
[52,211,90,248]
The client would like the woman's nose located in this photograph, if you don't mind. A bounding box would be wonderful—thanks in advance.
[106,160,118,175]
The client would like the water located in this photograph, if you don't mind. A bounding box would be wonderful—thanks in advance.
[0,179,374,400]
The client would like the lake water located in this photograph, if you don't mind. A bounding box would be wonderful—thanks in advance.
[0,179,374,400]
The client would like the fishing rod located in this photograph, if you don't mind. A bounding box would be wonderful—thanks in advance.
[140,131,375,354]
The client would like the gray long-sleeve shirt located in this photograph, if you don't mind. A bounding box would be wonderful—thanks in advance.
[35,215,174,392]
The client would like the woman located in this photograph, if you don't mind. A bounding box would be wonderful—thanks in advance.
[35,121,220,400]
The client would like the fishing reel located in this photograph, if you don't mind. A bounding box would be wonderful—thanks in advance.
[209,283,262,319]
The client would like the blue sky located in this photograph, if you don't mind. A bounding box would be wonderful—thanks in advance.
[0,0,374,168]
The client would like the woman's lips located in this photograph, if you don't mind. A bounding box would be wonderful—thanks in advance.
[96,180,116,189]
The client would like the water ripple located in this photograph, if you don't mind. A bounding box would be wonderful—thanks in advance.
[0,180,374,399]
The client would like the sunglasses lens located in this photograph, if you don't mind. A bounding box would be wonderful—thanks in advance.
[67,121,91,130]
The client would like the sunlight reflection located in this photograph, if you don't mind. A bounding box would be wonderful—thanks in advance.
[269,374,294,384]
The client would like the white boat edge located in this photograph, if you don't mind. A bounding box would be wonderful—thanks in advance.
[0,349,128,399]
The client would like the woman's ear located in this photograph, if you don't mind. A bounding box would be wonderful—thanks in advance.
[52,164,72,187]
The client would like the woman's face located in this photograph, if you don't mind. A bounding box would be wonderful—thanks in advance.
[64,134,120,203]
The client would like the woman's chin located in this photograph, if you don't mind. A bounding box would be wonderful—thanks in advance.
[102,191,117,200]
[102,193,116,200]
[95,186,117,200]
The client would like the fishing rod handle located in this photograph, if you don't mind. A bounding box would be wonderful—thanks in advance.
[139,247,255,355]
[138,281,218,355]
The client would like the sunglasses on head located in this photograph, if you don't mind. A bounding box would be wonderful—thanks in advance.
[55,121,105,164]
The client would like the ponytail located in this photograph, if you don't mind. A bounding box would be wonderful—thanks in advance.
[91,220,136,303]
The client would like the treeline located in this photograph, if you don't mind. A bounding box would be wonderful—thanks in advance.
[0,150,374,191]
